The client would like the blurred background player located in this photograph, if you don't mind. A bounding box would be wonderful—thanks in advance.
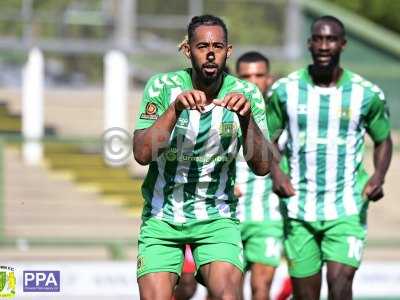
[173,245,197,300]
[234,51,286,300]
[267,15,393,300]
[133,14,271,300]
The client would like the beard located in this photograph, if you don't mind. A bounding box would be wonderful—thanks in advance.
[191,56,227,86]
[312,52,341,73]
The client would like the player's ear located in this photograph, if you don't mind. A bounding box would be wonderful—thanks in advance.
[267,75,274,88]
[226,44,233,59]
[182,43,191,59]
[341,37,347,50]
[307,37,312,51]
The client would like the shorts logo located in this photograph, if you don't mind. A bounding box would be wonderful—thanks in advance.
[137,256,145,271]
[0,266,16,298]
[287,259,295,269]
[140,102,158,120]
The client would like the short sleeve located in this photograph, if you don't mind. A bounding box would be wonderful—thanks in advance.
[248,86,270,139]
[365,92,390,143]
[135,74,169,130]
[266,88,285,142]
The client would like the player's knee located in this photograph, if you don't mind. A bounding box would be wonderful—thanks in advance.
[209,281,241,300]
[327,267,355,287]
[251,277,272,299]
[327,269,355,297]
[139,290,157,300]
[212,291,240,300]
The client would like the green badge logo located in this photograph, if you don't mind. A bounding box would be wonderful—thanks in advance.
[137,257,145,271]
[219,122,237,137]
[0,266,16,298]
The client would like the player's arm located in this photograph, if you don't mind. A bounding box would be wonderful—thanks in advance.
[214,92,271,176]
[363,92,393,201]
[133,87,207,165]
[266,89,295,197]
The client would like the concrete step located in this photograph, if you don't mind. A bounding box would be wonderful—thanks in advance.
[4,147,141,241]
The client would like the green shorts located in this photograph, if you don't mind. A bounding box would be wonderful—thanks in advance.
[240,221,283,269]
[284,214,367,278]
[137,217,244,279]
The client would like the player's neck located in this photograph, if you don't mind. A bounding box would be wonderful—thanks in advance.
[192,71,223,103]
[309,65,343,88]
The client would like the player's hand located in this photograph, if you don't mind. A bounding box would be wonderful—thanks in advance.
[271,167,295,198]
[363,173,384,201]
[234,185,243,198]
[174,90,207,112]
[213,92,251,117]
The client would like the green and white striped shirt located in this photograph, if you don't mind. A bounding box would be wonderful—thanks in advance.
[235,157,281,222]
[135,69,268,223]
[235,126,287,223]
[267,68,390,221]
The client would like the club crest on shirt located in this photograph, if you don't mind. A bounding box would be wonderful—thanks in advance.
[297,104,307,114]
[337,107,352,120]
[176,117,189,128]
[140,102,159,120]
[219,122,238,137]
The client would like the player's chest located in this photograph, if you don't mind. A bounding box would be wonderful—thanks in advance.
[171,107,239,152]
[286,88,363,135]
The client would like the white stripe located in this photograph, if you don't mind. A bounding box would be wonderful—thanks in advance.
[268,192,282,221]
[303,85,319,222]
[251,176,265,221]
[286,80,300,219]
[193,184,209,220]
[193,107,224,220]
[170,87,182,104]
[172,185,186,223]
[323,89,341,220]
[172,110,201,223]
[343,84,363,215]
[151,156,166,219]
[198,106,224,182]
[151,86,183,220]
[215,115,239,218]
[235,150,248,222]
[215,160,234,218]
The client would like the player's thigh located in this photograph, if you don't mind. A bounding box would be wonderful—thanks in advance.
[250,263,276,286]
[138,272,178,300]
[192,218,244,272]
[200,261,243,298]
[242,221,283,269]
[284,218,322,278]
[322,214,367,269]
[137,218,185,279]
